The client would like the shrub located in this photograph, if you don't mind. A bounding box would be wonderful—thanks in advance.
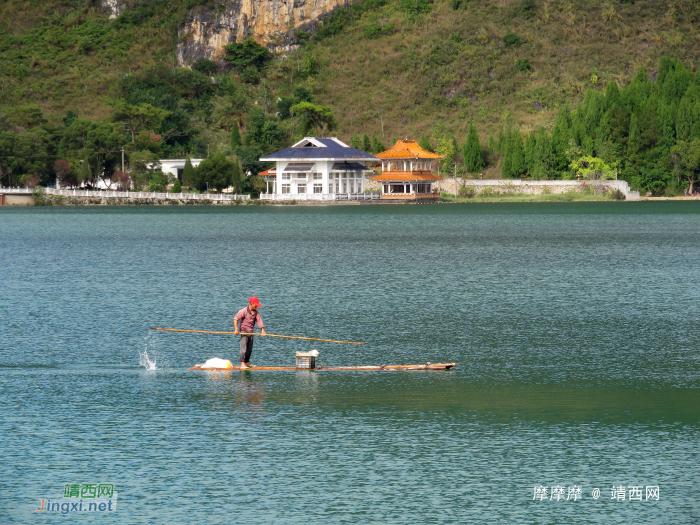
[400,0,432,18]
[32,186,49,206]
[503,33,520,47]
[294,30,310,44]
[171,178,181,193]
[223,39,272,73]
[450,0,463,10]
[517,0,537,19]
[459,186,476,198]
[609,188,626,200]
[192,58,218,75]
[515,58,531,71]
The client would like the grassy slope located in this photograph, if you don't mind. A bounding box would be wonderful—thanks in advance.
[305,0,700,145]
[2,0,699,152]
[0,0,183,120]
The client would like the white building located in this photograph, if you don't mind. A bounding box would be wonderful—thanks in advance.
[155,159,204,182]
[258,137,378,200]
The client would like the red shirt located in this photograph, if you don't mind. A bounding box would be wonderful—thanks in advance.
[234,307,264,334]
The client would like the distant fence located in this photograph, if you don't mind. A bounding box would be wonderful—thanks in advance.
[0,187,250,203]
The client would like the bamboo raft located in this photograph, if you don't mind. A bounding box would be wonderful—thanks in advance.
[190,363,456,371]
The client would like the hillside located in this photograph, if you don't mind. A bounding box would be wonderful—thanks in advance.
[1,0,700,193]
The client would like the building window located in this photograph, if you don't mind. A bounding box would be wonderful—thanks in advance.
[282,173,291,180]
[312,173,322,180]
[313,184,323,193]
[295,173,307,180]
[281,184,291,194]
[297,184,307,194]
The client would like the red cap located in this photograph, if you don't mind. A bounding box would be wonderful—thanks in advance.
[249,296,262,307]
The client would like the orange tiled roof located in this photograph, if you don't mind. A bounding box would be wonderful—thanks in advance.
[371,171,443,182]
[375,139,444,160]
[258,168,276,176]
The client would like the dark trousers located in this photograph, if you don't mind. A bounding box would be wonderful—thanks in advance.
[240,335,254,363]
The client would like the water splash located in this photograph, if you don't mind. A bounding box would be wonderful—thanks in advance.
[140,349,157,370]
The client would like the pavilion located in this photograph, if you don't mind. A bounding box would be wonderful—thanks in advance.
[371,139,444,200]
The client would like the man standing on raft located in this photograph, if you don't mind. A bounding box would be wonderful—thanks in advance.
[233,296,266,369]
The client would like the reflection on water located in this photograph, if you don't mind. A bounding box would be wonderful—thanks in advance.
[1,204,699,524]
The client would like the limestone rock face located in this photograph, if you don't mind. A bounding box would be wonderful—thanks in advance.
[176,0,348,66]
[101,0,127,19]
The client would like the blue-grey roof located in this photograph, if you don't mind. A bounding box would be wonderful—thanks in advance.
[331,162,373,171]
[260,138,378,161]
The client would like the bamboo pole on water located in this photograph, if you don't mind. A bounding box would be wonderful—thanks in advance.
[149,327,365,345]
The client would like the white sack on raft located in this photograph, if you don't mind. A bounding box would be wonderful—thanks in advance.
[196,358,233,369]
[296,350,319,357]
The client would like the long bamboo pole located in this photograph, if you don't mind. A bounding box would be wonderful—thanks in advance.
[149,327,365,345]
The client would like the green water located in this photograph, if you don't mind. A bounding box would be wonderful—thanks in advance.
[1,203,698,523]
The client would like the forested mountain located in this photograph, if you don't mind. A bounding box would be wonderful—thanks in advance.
[1,0,700,194]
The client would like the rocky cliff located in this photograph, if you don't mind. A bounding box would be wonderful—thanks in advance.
[176,0,348,67]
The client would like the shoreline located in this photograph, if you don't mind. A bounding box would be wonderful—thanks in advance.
[3,191,699,207]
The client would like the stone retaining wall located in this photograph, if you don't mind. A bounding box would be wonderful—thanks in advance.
[433,178,640,200]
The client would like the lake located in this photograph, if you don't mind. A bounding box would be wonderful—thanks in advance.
[1,202,698,523]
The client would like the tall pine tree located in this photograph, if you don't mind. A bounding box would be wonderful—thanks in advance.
[363,134,372,153]
[524,131,537,177]
[532,128,554,180]
[230,125,241,148]
[183,157,196,188]
[419,136,433,152]
[510,131,525,177]
[463,123,484,173]
[501,131,513,178]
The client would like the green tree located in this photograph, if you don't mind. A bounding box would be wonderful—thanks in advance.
[463,123,484,173]
[276,96,295,119]
[363,134,372,152]
[532,127,554,180]
[523,131,537,176]
[510,132,526,177]
[435,133,457,171]
[302,54,319,77]
[192,58,218,75]
[290,102,337,136]
[350,133,361,149]
[371,135,386,154]
[245,108,284,149]
[60,118,127,183]
[129,150,160,190]
[231,125,242,148]
[171,178,181,193]
[108,99,169,143]
[419,135,433,152]
[223,39,273,73]
[0,129,52,186]
[182,157,196,188]
[78,153,91,185]
[676,96,694,142]
[196,154,240,192]
[293,86,313,103]
[501,132,513,178]
[569,156,616,180]
[671,138,700,193]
